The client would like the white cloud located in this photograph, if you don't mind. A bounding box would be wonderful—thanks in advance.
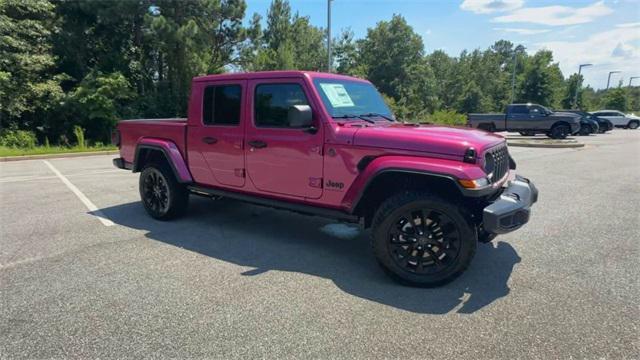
[460,0,523,14]
[616,22,640,28]
[493,1,613,26]
[533,27,640,89]
[611,42,639,58]
[493,27,551,35]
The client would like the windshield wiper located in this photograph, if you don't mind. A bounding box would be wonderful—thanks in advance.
[332,114,375,124]
[358,113,396,122]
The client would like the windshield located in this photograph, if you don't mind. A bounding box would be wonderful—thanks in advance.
[313,78,393,119]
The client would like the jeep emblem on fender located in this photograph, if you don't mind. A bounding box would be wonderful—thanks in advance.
[325,180,344,190]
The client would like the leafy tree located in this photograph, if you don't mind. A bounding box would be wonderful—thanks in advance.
[0,0,64,131]
[517,50,563,107]
[67,72,134,143]
[355,15,437,118]
[334,29,362,76]
[600,88,628,111]
[145,0,247,116]
[246,0,326,71]
[560,74,583,109]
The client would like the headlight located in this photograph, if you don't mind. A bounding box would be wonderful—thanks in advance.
[459,177,490,189]
[484,152,495,177]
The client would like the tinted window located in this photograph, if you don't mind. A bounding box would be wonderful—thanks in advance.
[203,85,241,125]
[255,84,309,127]
[510,105,528,114]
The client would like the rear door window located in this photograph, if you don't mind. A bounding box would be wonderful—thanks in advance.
[510,105,528,114]
[202,85,242,126]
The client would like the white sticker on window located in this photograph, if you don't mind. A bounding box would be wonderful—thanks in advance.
[319,83,355,108]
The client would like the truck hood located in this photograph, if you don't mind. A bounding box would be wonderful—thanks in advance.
[352,123,505,157]
[551,112,581,122]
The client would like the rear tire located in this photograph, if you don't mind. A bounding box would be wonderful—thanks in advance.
[371,191,477,287]
[139,162,189,220]
[628,120,639,129]
[548,124,569,139]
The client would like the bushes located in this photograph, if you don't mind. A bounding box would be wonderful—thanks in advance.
[427,110,467,126]
[0,129,37,148]
[73,126,86,149]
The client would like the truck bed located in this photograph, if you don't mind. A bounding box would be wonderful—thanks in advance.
[467,114,506,130]
[118,118,187,164]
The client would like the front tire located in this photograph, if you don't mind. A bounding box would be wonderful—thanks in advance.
[628,120,639,129]
[371,192,477,287]
[139,162,189,220]
[579,125,592,136]
[548,124,569,139]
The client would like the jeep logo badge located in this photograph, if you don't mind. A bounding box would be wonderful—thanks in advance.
[325,180,344,190]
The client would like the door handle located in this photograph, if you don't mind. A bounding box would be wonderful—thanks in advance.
[202,136,217,144]
[248,140,267,149]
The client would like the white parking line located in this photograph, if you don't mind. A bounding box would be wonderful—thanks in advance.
[0,169,121,184]
[43,160,115,227]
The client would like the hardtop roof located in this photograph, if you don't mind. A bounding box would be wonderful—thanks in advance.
[193,70,369,83]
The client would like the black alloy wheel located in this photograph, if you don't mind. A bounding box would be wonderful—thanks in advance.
[142,168,170,216]
[371,192,477,287]
[579,125,591,136]
[388,209,462,275]
[139,162,189,220]
[549,125,569,139]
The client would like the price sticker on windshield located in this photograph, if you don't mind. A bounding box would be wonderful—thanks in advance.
[319,83,355,108]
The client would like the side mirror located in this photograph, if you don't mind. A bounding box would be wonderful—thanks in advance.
[288,105,313,128]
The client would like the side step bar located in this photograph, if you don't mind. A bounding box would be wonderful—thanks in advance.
[188,185,360,223]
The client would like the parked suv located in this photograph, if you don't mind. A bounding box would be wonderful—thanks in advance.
[561,110,613,133]
[112,71,538,287]
[556,110,601,135]
[590,110,639,129]
[468,103,581,139]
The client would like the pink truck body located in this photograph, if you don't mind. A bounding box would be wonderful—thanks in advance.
[116,71,508,213]
[113,71,538,286]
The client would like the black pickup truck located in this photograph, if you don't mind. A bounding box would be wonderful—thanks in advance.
[468,103,581,139]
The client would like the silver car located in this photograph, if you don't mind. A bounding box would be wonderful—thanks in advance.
[590,110,640,129]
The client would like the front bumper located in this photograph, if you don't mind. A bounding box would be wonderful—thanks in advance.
[483,175,538,234]
[570,123,581,134]
[112,157,132,170]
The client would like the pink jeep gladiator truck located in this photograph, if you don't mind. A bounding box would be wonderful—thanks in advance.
[112,71,538,287]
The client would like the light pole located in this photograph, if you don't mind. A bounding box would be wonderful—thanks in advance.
[573,63,592,109]
[327,0,333,72]
[628,76,639,87]
[510,46,525,103]
[606,71,621,89]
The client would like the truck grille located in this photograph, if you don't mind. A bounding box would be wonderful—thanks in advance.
[484,145,509,183]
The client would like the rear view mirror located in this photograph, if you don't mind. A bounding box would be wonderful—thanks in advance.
[288,105,313,128]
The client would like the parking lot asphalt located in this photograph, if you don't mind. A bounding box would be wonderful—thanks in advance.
[1,130,639,359]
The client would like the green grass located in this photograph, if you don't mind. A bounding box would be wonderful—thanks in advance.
[0,145,117,157]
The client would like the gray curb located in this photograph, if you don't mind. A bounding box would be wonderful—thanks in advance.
[507,141,584,148]
[0,150,119,162]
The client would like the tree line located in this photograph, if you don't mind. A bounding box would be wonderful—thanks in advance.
[1,0,638,147]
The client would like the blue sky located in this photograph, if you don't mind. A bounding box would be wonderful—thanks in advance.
[246,0,640,89]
